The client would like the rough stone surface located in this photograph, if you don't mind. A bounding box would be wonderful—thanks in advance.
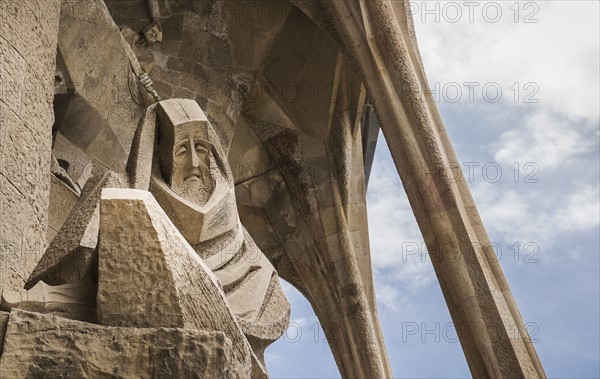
[96,188,256,377]
[0,309,249,379]
[0,0,60,294]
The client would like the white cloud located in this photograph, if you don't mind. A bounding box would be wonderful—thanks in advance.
[471,182,553,243]
[554,184,600,231]
[368,156,422,260]
[470,179,599,254]
[494,110,597,170]
[372,279,402,312]
[406,1,599,259]
[412,0,600,121]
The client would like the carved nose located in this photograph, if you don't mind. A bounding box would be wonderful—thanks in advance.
[189,136,200,168]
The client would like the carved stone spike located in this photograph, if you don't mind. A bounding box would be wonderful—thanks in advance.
[25,171,126,290]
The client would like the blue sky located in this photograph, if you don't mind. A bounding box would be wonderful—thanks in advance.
[266,1,600,378]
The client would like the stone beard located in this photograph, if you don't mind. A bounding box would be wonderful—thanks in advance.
[169,150,223,207]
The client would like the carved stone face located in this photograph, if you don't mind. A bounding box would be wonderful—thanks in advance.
[143,21,163,44]
[161,123,215,206]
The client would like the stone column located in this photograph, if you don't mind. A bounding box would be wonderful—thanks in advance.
[289,0,546,377]
[0,0,61,293]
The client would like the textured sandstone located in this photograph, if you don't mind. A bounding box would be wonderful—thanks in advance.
[0,0,60,293]
[0,309,249,379]
[96,188,254,376]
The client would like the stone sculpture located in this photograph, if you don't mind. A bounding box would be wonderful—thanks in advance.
[139,98,291,364]
[0,0,546,377]
[2,189,256,378]
[8,98,288,376]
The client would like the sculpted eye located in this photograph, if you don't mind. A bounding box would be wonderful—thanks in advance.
[176,145,187,157]
[195,144,209,155]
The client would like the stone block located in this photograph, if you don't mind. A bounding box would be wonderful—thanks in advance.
[0,309,250,379]
[57,0,145,171]
[59,96,107,151]
[0,111,47,210]
[0,174,41,293]
[1,278,96,323]
[52,133,96,183]
[96,188,253,375]
[228,117,273,184]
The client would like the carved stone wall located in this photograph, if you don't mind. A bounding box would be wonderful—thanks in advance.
[0,0,61,293]
[103,0,292,152]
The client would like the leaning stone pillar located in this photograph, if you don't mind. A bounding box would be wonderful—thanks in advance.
[0,0,61,293]
[292,1,545,377]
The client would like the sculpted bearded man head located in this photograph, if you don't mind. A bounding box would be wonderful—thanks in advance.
[149,99,239,244]
[157,104,215,206]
